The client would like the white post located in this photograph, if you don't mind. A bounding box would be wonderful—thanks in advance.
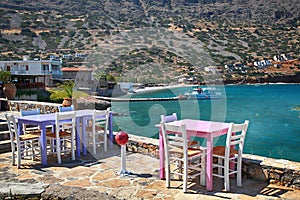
[120,145,126,174]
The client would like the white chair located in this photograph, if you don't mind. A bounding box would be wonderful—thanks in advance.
[86,108,110,154]
[46,111,76,164]
[5,113,41,168]
[20,108,41,134]
[161,121,206,193]
[161,113,199,148]
[212,120,249,191]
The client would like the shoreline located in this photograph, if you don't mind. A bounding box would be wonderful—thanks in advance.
[131,82,300,94]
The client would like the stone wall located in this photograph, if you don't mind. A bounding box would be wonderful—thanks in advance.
[4,99,60,113]
[126,134,300,189]
[0,98,111,113]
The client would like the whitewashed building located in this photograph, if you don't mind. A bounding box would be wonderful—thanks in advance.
[0,56,62,87]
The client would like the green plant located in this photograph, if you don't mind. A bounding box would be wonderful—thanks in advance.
[49,81,89,102]
[0,71,11,84]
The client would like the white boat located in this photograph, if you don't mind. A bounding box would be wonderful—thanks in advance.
[184,87,222,100]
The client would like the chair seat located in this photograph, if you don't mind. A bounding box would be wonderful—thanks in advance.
[46,131,72,138]
[188,140,199,147]
[18,133,40,141]
[213,146,238,156]
[170,147,205,158]
[86,125,104,132]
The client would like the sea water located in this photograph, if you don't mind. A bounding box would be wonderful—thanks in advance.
[111,84,300,162]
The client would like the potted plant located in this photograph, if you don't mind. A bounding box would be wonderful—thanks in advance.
[49,81,89,107]
[0,71,16,100]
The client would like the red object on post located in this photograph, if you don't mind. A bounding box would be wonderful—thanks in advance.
[115,131,129,145]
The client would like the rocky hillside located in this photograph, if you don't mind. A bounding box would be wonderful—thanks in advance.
[0,0,299,83]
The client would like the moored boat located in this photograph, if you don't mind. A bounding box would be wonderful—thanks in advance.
[184,87,222,100]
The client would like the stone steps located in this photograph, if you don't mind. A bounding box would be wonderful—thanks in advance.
[0,121,11,153]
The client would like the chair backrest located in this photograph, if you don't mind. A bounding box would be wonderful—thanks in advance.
[225,120,249,158]
[93,108,110,130]
[161,121,188,161]
[58,105,74,112]
[161,113,177,123]
[5,114,20,146]
[20,108,40,116]
[55,111,76,134]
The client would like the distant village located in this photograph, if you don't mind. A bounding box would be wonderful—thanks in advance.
[0,51,299,96]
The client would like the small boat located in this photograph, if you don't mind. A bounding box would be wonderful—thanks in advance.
[184,87,222,100]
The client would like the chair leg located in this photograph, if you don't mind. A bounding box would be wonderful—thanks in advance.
[31,141,36,161]
[92,133,96,155]
[178,160,183,180]
[11,143,16,166]
[56,139,62,164]
[237,156,242,187]
[183,160,188,193]
[224,160,230,191]
[218,157,222,175]
[166,163,171,188]
[17,149,21,168]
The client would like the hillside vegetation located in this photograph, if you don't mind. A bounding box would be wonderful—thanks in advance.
[0,0,299,83]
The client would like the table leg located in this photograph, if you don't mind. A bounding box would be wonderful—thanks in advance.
[109,112,113,149]
[159,129,165,179]
[76,118,81,157]
[206,135,213,191]
[17,121,25,160]
[82,116,87,156]
[40,125,47,166]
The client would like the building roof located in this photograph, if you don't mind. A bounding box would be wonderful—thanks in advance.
[61,67,93,72]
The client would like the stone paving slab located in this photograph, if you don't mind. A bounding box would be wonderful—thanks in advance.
[0,144,299,199]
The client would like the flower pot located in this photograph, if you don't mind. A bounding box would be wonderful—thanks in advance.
[3,83,16,100]
[62,98,72,107]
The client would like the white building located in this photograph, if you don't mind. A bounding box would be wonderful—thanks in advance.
[0,57,62,87]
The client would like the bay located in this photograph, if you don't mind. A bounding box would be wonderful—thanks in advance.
[111,84,300,162]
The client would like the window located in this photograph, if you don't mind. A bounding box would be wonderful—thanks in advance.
[42,65,49,71]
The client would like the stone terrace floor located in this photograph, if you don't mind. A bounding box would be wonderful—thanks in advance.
[0,144,300,200]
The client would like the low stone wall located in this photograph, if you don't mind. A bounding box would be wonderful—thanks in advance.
[2,98,60,113]
[0,98,111,113]
[126,134,300,189]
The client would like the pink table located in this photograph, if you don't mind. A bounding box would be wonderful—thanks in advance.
[158,119,230,191]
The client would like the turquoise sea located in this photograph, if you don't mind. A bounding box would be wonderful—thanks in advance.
[111,84,300,162]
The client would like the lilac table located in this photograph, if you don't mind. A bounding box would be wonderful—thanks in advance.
[158,119,230,191]
[17,110,113,166]
[75,110,114,156]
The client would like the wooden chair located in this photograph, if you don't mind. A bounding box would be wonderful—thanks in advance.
[86,108,110,154]
[20,108,41,134]
[212,120,249,191]
[161,121,206,193]
[46,112,76,164]
[5,113,41,168]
